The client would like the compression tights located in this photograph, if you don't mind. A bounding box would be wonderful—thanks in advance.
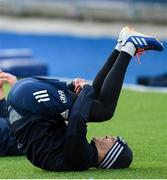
[89,50,131,122]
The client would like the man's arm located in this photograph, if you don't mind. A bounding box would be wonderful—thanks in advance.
[0,71,17,118]
[64,84,95,170]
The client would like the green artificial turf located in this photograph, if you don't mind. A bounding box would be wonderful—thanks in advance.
[0,86,167,179]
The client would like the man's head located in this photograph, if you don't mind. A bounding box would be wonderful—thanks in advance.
[92,136,133,169]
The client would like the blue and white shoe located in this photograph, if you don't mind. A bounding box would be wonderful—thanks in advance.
[118,26,164,52]
[118,26,132,44]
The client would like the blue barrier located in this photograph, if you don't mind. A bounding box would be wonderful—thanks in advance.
[0,46,48,77]
[0,59,48,77]
[0,49,33,60]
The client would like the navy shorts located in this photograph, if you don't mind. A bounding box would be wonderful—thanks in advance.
[7,78,73,120]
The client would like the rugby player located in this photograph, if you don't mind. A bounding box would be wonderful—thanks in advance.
[0,71,22,156]
[5,26,163,170]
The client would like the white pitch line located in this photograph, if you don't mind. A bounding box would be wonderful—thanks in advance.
[123,84,167,94]
[46,76,167,94]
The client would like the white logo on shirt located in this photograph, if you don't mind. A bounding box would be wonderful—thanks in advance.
[60,109,69,119]
[33,90,50,103]
[58,90,67,104]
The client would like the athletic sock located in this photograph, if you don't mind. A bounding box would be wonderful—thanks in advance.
[115,43,121,52]
[121,42,136,57]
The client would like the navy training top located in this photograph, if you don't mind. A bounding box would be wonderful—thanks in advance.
[8,78,99,171]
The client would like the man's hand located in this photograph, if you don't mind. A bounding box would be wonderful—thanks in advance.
[0,71,17,86]
[73,78,88,95]
[0,70,17,99]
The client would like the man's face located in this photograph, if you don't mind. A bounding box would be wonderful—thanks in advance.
[92,136,117,161]
[92,136,117,147]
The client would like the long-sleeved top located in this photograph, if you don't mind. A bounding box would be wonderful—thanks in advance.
[0,99,22,156]
[10,82,98,171]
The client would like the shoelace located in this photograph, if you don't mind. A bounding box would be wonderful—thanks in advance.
[135,48,145,64]
[135,45,154,64]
